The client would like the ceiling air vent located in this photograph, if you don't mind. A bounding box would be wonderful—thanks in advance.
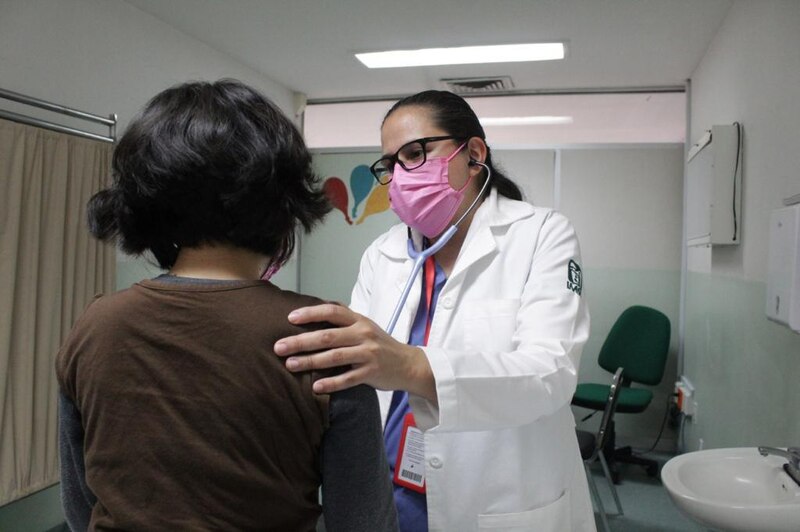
[441,76,515,94]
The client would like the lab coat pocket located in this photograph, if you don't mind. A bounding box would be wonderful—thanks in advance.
[477,490,570,531]
[461,298,520,351]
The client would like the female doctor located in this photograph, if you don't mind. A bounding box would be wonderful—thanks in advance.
[274,90,595,531]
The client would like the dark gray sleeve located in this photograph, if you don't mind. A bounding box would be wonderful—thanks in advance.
[58,390,96,532]
[320,385,399,532]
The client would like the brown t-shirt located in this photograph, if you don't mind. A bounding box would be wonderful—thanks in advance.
[56,278,333,531]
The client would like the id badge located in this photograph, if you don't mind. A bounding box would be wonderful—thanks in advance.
[393,413,426,493]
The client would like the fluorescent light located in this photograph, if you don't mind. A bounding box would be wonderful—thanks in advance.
[479,116,574,126]
[355,42,565,68]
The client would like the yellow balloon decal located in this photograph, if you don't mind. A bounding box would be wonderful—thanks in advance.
[355,184,390,224]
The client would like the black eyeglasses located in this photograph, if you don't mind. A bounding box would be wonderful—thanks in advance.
[369,136,462,185]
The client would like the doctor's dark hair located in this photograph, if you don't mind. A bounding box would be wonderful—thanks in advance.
[383,90,523,201]
[87,79,330,269]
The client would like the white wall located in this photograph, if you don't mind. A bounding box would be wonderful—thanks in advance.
[690,0,800,281]
[683,0,800,451]
[0,0,295,132]
[0,0,299,291]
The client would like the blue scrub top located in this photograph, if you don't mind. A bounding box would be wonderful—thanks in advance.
[384,257,446,532]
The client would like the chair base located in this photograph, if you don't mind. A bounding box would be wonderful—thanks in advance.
[603,421,660,483]
[612,446,659,478]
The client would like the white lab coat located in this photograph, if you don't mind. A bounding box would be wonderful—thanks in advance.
[350,189,595,531]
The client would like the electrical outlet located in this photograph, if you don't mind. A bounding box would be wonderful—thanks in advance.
[698,438,704,450]
[676,376,696,417]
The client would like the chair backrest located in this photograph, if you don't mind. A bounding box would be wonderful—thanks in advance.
[598,305,670,385]
[595,367,624,454]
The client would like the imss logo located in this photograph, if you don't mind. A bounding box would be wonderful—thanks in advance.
[567,260,582,296]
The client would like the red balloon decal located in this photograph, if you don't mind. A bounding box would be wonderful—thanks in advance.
[323,177,352,225]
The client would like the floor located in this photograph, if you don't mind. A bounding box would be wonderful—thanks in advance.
[2,456,707,532]
[590,452,707,532]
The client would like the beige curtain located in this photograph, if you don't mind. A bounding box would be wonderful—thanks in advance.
[0,118,115,506]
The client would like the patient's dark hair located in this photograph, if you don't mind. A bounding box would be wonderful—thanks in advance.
[88,79,330,269]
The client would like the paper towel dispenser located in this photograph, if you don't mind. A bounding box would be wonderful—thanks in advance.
[766,204,800,333]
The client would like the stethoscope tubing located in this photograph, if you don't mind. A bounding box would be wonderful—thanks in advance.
[385,225,457,335]
[384,162,492,335]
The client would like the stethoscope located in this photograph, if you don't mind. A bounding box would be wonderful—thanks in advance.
[385,161,492,334]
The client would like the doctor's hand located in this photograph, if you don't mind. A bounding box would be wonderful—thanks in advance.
[274,304,437,403]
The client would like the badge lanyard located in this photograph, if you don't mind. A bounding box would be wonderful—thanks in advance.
[392,255,437,494]
[422,255,436,345]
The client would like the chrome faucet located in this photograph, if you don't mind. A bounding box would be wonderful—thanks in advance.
[758,446,800,487]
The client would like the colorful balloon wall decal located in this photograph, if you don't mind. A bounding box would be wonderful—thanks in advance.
[323,165,391,227]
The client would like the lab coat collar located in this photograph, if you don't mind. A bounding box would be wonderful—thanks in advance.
[377,188,536,261]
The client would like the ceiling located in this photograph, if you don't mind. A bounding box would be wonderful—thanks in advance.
[122,0,734,145]
[123,0,732,101]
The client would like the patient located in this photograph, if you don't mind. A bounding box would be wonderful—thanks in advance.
[56,79,398,532]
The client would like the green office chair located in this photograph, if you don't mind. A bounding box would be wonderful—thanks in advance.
[572,305,671,482]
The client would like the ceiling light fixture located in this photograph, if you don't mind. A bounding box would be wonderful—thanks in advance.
[479,116,574,126]
[355,42,565,68]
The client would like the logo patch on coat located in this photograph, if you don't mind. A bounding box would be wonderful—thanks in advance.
[567,260,582,295]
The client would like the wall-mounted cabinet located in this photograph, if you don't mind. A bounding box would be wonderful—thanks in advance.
[686,124,743,246]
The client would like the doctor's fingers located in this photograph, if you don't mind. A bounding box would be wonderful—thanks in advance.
[311,365,372,394]
[275,318,384,358]
[284,345,371,373]
[286,303,358,327]
[275,326,347,357]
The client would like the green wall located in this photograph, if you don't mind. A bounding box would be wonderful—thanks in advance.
[116,255,163,291]
[683,273,800,450]
[0,484,64,532]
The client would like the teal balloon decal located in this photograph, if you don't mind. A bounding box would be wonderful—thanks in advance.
[349,165,375,219]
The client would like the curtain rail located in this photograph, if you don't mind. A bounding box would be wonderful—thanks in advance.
[0,87,116,143]
[0,109,115,144]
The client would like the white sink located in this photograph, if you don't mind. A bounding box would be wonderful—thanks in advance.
[661,447,800,531]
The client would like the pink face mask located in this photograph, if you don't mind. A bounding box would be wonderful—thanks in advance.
[260,258,284,281]
[389,142,472,238]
